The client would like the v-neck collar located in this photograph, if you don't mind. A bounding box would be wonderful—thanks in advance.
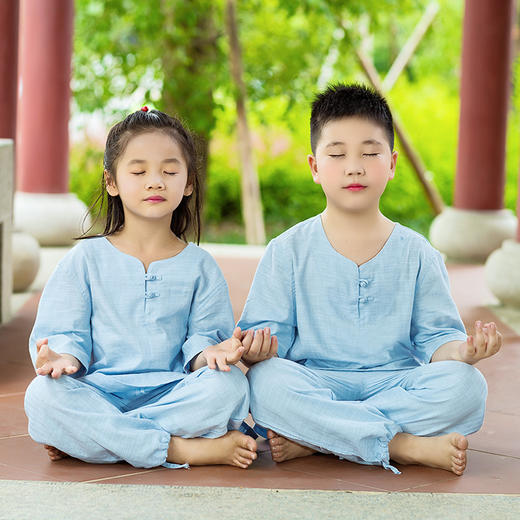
[316,214,399,269]
[100,236,192,273]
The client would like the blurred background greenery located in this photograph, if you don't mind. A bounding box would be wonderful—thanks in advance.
[69,0,520,243]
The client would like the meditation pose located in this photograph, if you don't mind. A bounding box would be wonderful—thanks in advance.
[24,108,258,469]
[238,84,501,475]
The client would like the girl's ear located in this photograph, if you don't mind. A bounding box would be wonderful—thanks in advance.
[104,170,119,197]
[184,183,194,197]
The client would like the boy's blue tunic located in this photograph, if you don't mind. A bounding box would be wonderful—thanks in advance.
[239,214,467,369]
[25,238,250,468]
[239,215,487,472]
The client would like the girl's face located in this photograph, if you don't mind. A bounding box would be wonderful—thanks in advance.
[105,130,193,227]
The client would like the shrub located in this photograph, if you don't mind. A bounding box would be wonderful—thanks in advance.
[70,75,519,244]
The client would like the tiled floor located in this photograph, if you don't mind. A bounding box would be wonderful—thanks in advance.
[1,258,519,493]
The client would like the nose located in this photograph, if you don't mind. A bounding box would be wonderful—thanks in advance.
[345,162,365,176]
[145,171,165,190]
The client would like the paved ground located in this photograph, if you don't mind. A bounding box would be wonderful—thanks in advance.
[1,244,519,519]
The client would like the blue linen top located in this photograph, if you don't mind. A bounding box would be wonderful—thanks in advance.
[238,215,467,371]
[29,237,235,391]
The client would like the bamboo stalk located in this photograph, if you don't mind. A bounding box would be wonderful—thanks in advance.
[355,46,444,215]
[382,2,439,92]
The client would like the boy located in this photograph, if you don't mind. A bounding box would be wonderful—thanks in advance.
[237,83,501,475]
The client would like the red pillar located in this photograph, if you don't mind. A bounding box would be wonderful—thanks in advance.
[16,0,74,193]
[454,0,514,210]
[0,0,19,140]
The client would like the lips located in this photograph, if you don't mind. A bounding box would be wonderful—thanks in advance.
[145,196,165,202]
[344,184,367,191]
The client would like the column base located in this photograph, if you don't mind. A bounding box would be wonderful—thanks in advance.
[485,239,520,307]
[12,231,40,293]
[14,192,91,246]
[429,207,517,262]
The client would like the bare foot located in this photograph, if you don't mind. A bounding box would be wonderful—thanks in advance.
[44,444,69,461]
[167,430,257,469]
[389,432,468,475]
[266,430,316,462]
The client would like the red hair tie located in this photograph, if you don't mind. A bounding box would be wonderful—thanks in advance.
[140,106,149,112]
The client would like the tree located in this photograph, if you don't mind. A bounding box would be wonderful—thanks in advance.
[225,0,265,244]
[73,0,223,185]
[72,0,464,241]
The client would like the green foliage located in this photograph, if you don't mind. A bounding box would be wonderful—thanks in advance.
[382,75,461,236]
[205,131,325,241]
[505,55,520,213]
[72,0,436,140]
[73,0,221,145]
[70,0,519,244]
[73,0,163,114]
[69,142,104,209]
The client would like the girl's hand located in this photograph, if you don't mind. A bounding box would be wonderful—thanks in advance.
[35,338,81,378]
[240,327,278,367]
[459,321,502,364]
[200,327,245,371]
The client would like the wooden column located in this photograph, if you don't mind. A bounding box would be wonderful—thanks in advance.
[0,0,19,140]
[454,0,514,210]
[16,0,74,193]
[14,0,88,246]
[430,0,516,262]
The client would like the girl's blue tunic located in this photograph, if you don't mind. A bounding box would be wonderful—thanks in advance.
[29,237,235,392]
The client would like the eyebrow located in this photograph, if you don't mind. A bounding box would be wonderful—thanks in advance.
[361,139,383,146]
[127,158,182,166]
[325,139,383,148]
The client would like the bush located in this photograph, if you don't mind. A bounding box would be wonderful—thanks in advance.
[69,142,104,209]
[70,74,519,244]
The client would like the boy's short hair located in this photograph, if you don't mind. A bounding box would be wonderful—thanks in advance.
[310,83,394,154]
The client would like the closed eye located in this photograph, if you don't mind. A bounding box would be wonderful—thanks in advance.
[131,171,145,175]
[363,153,379,157]
[329,154,345,158]
[164,171,178,175]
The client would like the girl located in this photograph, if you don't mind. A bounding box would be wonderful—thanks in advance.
[24,108,258,469]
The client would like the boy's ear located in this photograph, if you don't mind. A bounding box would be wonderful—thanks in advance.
[308,154,320,184]
[104,170,119,197]
[388,150,398,180]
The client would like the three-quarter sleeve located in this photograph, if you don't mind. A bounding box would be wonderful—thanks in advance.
[410,249,467,364]
[181,273,235,372]
[237,239,296,358]
[29,253,93,373]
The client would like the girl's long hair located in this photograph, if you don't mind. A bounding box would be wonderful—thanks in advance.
[78,109,202,243]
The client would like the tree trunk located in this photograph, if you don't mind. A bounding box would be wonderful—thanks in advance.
[225,0,265,245]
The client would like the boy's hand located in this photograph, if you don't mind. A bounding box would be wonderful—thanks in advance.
[240,327,278,367]
[459,321,502,364]
[35,338,81,378]
[193,327,245,372]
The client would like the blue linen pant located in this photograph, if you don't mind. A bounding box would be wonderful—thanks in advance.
[247,358,487,473]
[24,365,250,468]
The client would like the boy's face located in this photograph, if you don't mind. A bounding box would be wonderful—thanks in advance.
[308,117,397,214]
